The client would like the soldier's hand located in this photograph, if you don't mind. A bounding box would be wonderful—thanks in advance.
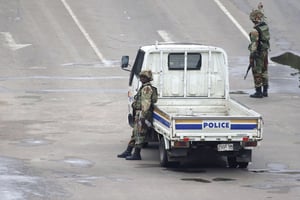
[144,120,152,127]
[140,118,146,125]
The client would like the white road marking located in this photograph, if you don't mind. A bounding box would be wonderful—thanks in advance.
[0,76,127,80]
[157,30,173,42]
[0,32,32,50]
[214,0,250,42]
[60,0,108,64]
[61,60,121,68]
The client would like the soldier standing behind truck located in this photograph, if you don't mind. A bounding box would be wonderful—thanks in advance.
[248,2,270,98]
[117,70,157,160]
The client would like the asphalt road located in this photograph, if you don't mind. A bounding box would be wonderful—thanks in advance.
[0,0,299,199]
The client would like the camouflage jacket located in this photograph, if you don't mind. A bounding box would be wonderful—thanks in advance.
[132,82,154,119]
[248,22,270,55]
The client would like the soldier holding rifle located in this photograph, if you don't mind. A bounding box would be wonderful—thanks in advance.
[117,70,157,160]
[246,2,270,98]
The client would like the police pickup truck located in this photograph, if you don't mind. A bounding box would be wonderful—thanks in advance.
[121,42,263,168]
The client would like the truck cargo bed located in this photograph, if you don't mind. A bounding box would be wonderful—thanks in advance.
[156,98,259,117]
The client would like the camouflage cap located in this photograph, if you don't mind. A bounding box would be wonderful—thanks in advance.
[139,70,153,81]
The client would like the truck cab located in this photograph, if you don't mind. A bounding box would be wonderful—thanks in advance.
[121,42,229,109]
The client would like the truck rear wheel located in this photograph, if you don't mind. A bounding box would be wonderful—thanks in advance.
[227,157,249,168]
[159,138,170,167]
[238,162,249,168]
[227,156,238,168]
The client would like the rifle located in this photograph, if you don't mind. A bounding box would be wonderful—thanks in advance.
[244,64,252,80]
[244,55,255,80]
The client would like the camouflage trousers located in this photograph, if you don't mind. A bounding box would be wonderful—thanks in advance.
[252,51,269,88]
[128,111,150,148]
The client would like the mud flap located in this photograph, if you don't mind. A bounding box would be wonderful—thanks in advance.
[236,149,252,162]
[168,149,188,158]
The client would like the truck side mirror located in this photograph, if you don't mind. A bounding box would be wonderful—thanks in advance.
[121,56,129,68]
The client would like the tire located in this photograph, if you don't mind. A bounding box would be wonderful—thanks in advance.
[159,138,170,167]
[142,142,148,148]
[238,162,249,169]
[227,156,238,168]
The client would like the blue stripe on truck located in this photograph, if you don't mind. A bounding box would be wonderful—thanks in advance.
[175,124,202,130]
[153,112,258,130]
[153,112,170,128]
[175,123,257,130]
[230,124,257,130]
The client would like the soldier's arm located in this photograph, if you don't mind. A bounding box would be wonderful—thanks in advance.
[248,29,259,55]
[140,85,153,118]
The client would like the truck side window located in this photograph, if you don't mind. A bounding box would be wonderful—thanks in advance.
[168,53,202,70]
[129,50,145,86]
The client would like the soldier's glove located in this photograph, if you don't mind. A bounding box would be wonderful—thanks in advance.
[140,118,146,126]
[139,118,151,128]
[144,120,152,128]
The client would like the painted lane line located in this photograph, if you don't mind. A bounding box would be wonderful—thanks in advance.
[0,76,127,81]
[214,0,250,42]
[157,30,173,42]
[24,88,128,94]
[60,0,108,64]
[61,60,120,68]
[0,32,32,50]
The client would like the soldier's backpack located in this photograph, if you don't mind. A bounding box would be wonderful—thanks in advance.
[255,22,270,51]
[150,85,158,104]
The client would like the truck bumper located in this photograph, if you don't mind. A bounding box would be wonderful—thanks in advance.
[168,145,252,163]
[219,149,252,162]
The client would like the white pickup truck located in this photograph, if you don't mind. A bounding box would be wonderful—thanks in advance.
[121,43,263,168]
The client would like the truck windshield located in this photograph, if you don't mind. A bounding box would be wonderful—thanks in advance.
[168,53,202,70]
[129,49,145,86]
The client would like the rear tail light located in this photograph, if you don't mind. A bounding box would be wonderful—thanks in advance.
[173,141,189,148]
[244,141,257,147]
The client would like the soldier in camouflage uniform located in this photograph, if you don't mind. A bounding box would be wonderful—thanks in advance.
[117,70,155,160]
[248,2,270,98]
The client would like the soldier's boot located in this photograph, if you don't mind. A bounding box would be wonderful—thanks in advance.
[117,146,133,158]
[250,87,263,98]
[263,85,268,97]
[125,148,141,160]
